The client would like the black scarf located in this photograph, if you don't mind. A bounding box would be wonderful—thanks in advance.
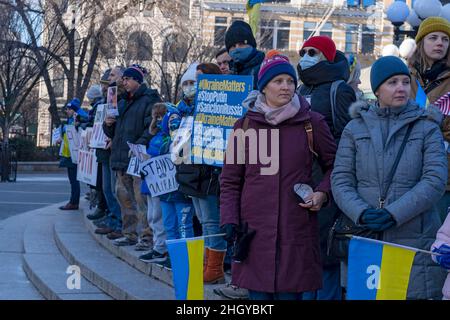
[418,60,449,84]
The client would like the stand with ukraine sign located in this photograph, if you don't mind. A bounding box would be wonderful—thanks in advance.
[346,236,437,300]
[191,74,253,167]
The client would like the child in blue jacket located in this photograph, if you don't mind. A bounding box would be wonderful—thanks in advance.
[139,103,194,267]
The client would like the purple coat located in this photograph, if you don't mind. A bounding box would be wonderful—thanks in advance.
[220,103,337,293]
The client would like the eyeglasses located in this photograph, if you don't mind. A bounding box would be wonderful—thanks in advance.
[299,48,320,58]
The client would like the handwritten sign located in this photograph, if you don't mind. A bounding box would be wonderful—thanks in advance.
[65,125,80,164]
[141,154,179,197]
[90,104,108,149]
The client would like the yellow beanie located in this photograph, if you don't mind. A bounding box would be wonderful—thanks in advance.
[416,17,450,43]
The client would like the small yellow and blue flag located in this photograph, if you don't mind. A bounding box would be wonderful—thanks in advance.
[166,237,204,300]
[415,79,429,109]
[347,236,417,300]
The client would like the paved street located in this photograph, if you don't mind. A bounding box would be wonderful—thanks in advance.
[0,173,88,221]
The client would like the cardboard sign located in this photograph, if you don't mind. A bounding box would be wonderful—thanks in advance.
[141,154,179,197]
[77,148,98,186]
[65,125,80,164]
[90,104,108,149]
[170,116,194,164]
[192,74,252,166]
[126,142,148,177]
[52,127,61,146]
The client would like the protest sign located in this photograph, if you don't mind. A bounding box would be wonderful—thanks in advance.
[170,116,194,164]
[141,154,179,197]
[126,142,148,177]
[106,86,118,117]
[65,125,80,164]
[77,128,98,186]
[191,74,252,166]
[52,127,61,146]
[90,104,108,149]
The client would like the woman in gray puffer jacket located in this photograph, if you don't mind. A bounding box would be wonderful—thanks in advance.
[331,56,448,300]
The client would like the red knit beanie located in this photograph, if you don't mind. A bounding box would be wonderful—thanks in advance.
[301,36,336,62]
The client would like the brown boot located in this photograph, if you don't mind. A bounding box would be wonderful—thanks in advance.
[204,249,226,284]
[204,247,210,270]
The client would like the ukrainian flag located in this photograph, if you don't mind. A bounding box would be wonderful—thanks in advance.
[247,0,265,36]
[166,237,204,300]
[347,236,416,300]
[415,79,429,109]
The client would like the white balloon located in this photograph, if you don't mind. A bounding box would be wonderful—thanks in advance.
[441,4,450,22]
[386,1,410,24]
[382,44,400,57]
[414,0,442,19]
[399,39,417,59]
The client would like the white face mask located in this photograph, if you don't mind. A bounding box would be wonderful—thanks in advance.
[183,84,196,98]
[299,54,321,70]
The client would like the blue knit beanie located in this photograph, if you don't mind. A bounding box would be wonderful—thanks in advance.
[257,54,297,92]
[65,98,81,111]
[370,56,410,93]
[123,65,145,84]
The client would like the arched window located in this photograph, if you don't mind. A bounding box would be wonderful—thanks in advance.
[162,33,188,63]
[99,30,117,60]
[125,31,153,61]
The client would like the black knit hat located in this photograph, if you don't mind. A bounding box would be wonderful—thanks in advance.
[225,20,256,52]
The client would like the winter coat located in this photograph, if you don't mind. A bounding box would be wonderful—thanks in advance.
[229,49,265,89]
[103,84,161,171]
[174,99,221,198]
[220,95,337,293]
[297,50,356,143]
[331,99,448,300]
[410,56,450,191]
[297,50,356,266]
[431,211,450,300]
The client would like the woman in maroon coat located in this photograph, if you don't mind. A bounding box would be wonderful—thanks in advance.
[220,53,337,300]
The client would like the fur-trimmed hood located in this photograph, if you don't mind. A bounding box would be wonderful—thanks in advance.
[348,99,443,125]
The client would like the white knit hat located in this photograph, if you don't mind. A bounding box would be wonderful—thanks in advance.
[86,84,103,101]
[180,62,199,86]
[399,38,417,60]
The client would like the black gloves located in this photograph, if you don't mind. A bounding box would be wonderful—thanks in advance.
[359,208,396,232]
[221,223,238,243]
[221,222,256,263]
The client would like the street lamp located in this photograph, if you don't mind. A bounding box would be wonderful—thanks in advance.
[386,0,444,43]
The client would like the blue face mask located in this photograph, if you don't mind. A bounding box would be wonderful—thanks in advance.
[229,46,256,64]
[169,118,181,131]
[299,54,321,71]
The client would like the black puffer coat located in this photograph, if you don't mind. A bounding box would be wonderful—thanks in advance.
[297,51,356,267]
[103,84,161,171]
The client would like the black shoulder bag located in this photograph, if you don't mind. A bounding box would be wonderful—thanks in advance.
[327,121,416,262]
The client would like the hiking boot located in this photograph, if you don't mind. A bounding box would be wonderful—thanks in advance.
[134,239,152,251]
[213,283,249,300]
[87,208,107,220]
[59,203,79,211]
[95,227,114,235]
[139,250,168,263]
[113,237,137,246]
[107,231,123,240]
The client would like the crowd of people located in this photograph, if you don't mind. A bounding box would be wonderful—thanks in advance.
[57,17,450,300]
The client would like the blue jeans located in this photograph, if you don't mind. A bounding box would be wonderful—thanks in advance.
[67,166,80,205]
[248,290,303,300]
[302,264,342,300]
[192,196,226,250]
[102,161,122,231]
[160,201,194,240]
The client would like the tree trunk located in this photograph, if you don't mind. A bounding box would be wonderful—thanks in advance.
[1,125,10,182]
